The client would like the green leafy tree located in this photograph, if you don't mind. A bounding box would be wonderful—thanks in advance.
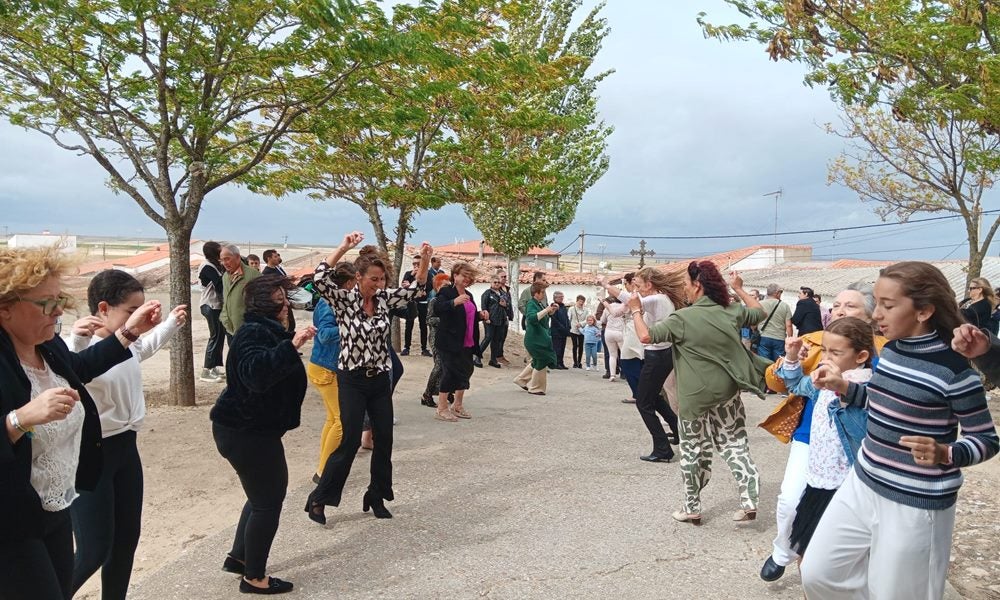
[828,100,1000,286]
[0,0,379,405]
[466,0,611,313]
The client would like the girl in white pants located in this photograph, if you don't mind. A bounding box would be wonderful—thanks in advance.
[600,299,626,382]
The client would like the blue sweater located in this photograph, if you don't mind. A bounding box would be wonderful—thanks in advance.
[842,332,999,510]
[309,299,340,372]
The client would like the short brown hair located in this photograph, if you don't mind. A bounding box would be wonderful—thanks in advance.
[530,282,548,295]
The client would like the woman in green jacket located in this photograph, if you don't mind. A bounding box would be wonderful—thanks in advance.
[629,261,768,526]
[514,283,558,395]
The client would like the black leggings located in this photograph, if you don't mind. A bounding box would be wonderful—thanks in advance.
[0,508,73,600]
[201,304,226,369]
[312,369,394,507]
[636,348,679,458]
[569,333,584,366]
[213,424,288,581]
[71,431,143,600]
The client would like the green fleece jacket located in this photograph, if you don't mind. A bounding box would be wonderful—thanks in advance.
[221,265,260,335]
[648,295,770,420]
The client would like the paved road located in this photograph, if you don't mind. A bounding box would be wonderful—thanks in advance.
[129,367,961,599]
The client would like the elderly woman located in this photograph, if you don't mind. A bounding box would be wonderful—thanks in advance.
[0,246,161,600]
[306,232,431,524]
[629,262,767,525]
[432,261,488,422]
[210,276,317,595]
[514,282,559,395]
[758,281,889,582]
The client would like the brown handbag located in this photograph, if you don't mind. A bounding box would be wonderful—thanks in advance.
[758,394,805,444]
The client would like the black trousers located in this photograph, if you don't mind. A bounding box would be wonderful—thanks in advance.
[569,333,584,367]
[636,348,679,458]
[404,302,428,350]
[71,431,143,600]
[552,335,568,367]
[313,369,394,507]
[201,304,226,369]
[0,508,73,600]
[602,333,611,375]
[213,424,288,581]
[479,323,508,362]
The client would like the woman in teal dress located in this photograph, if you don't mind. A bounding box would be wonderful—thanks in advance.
[514,283,558,395]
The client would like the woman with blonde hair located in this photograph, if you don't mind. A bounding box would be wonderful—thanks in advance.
[602,266,687,463]
[0,246,162,599]
[961,276,999,334]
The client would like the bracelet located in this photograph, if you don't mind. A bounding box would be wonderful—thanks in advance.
[118,325,139,343]
[7,411,33,438]
[631,310,642,316]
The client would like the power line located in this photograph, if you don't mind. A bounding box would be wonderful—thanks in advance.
[586,210,1000,241]
[555,235,581,256]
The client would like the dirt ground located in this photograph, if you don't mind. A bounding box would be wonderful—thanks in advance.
[72,301,1000,599]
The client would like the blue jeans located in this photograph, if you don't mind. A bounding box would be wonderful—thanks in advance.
[584,342,600,367]
[757,336,786,362]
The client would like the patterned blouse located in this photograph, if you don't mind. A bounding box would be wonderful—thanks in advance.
[313,261,419,372]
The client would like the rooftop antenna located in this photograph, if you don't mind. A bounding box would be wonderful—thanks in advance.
[763,188,783,265]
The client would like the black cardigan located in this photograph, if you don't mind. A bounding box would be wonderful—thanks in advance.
[210,313,307,434]
[0,328,132,541]
[432,285,483,356]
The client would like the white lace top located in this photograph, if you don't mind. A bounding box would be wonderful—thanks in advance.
[23,359,83,512]
[807,367,873,489]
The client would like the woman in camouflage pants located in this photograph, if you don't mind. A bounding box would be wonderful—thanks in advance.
[629,261,768,525]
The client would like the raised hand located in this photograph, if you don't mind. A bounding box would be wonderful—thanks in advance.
[729,270,744,290]
[341,231,364,249]
[419,242,433,259]
[952,323,991,359]
[785,336,803,360]
[292,325,318,349]
[626,293,641,313]
[124,300,163,335]
[170,305,189,327]
[71,315,104,338]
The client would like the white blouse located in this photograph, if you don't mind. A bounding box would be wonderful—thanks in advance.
[807,367,873,489]
[70,313,180,437]
[617,290,675,351]
[23,360,83,512]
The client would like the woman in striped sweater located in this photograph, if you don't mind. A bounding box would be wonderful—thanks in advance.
[802,262,999,600]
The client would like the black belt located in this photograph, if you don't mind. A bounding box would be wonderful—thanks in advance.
[345,366,385,378]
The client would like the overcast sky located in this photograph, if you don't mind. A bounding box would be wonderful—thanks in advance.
[0,1,983,262]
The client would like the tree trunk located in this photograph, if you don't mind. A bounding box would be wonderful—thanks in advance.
[388,207,413,352]
[166,223,197,406]
[967,246,985,292]
[509,257,522,332]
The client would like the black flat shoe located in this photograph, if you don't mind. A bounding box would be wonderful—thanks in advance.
[222,554,245,575]
[760,556,785,582]
[363,491,393,519]
[239,577,293,595]
[639,453,673,463]
[311,473,321,484]
[528,391,546,396]
[305,498,326,525]
[489,361,501,368]
[420,395,437,408]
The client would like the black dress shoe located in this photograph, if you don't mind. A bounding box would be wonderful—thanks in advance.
[759,556,785,582]
[602,372,610,379]
[639,453,673,463]
[420,394,437,408]
[489,361,501,368]
[222,554,245,575]
[420,348,432,357]
[400,348,410,356]
[363,490,393,519]
[473,357,483,368]
[305,498,326,525]
[556,365,569,370]
[239,577,293,595]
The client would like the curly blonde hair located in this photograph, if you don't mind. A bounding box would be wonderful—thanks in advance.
[0,246,78,307]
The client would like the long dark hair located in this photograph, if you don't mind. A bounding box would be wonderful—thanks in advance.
[202,241,222,270]
[244,275,294,321]
[879,261,964,344]
[87,270,144,315]
[687,261,730,307]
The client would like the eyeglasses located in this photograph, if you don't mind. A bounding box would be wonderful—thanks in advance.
[21,293,72,315]
[970,285,982,290]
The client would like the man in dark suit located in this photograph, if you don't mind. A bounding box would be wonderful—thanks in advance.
[791,286,823,335]
[261,248,295,331]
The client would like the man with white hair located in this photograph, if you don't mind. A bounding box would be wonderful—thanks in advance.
[220,243,260,335]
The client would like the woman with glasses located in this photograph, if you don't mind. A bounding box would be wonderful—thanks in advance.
[961,277,999,335]
[0,246,162,600]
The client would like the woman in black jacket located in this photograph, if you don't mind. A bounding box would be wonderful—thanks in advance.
[961,277,999,335]
[433,262,488,422]
[210,276,316,595]
[198,241,227,382]
[0,246,161,600]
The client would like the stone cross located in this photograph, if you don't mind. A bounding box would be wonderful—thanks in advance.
[630,239,655,268]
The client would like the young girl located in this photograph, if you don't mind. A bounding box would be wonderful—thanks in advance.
[775,317,873,560]
[802,262,999,599]
[581,315,602,370]
[69,270,186,599]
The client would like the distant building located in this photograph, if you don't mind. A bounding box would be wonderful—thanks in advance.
[434,240,561,270]
[8,234,77,252]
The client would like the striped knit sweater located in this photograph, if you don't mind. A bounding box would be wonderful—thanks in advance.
[843,332,999,510]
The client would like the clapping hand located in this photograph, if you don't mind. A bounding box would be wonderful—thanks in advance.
[292,325,318,349]
[71,316,104,338]
[124,300,163,336]
[952,324,991,359]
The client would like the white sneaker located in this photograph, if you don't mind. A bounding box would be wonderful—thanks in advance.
[199,368,222,383]
[585,366,592,371]
[210,367,226,377]
[609,376,616,382]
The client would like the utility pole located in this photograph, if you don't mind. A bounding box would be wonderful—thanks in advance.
[763,188,783,265]
[282,234,288,249]
[578,229,585,273]
[598,242,606,272]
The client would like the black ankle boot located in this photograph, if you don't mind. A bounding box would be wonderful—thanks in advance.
[362,491,392,519]
[304,497,326,525]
